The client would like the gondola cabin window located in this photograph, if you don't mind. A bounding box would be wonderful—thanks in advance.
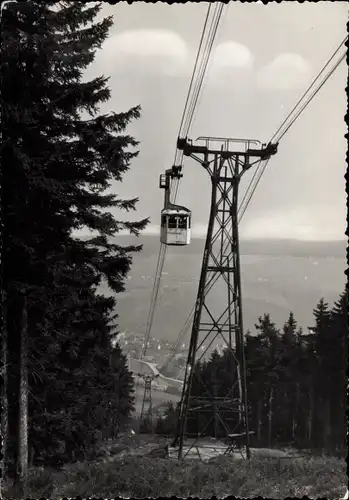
[160,208,191,246]
[168,216,178,229]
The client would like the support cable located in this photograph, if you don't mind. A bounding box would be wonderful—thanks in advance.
[158,6,228,374]
[137,4,224,379]
[175,2,225,201]
[270,36,347,143]
[274,51,346,143]
[181,3,224,139]
[165,36,347,367]
[238,40,346,221]
[177,5,213,144]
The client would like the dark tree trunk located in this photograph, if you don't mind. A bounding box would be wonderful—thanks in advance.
[256,397,262,444]
[292,383,300,441]
[212,383,218,439]
[307,386,314,444]
[323,397,331,450]
[6,294,20,479]
[14,294,28,497]
[268,387,274,449]
[1,298,9,491]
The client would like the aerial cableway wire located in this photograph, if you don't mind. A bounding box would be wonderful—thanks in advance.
[238,36,347,223]
[181,3,224,140]
[142,5,215,363]
[172,3,214,198]
[238,38,347,222]
[270,36,347,144]
[174,2,225,201]
[141,244,167,360]
[136,4,224,385]
[176,3,213,161]
[172,37,348,358]
[273,52,346,143]
[164,36,348,369]
[163,3,225,367]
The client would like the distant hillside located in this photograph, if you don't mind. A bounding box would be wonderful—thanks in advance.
[91,233,347,259]
[94,233,346,343]
[76,232,347,259]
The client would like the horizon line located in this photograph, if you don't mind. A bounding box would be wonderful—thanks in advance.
[73,230,347,244]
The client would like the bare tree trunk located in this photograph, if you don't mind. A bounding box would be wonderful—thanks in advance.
[14,294,28,497]
[256,397,262,444]
[268,387,274,449]
[212,383,218,439]
[323,398,331,450]
[292,383,300,441]
[307,386,313,444]
[1,299,9,494]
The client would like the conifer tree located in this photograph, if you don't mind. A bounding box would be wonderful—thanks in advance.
[244,332,266,443]
[161,293,346,453]
[253,314,282,446]
[328,291,347,453]
[312,299,332,448]
[2,0,148,472]
[279,312,301,443]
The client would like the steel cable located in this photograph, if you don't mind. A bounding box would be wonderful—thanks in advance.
[238,42,346,221]
[166,37,347,366]
[138,5,225,380]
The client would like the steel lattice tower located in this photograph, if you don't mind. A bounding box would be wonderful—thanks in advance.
[172,136,277,459]
[138,373,159,432]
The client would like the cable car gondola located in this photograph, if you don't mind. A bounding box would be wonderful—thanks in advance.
[160,204,191,246]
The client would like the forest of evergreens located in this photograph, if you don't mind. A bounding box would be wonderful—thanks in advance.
[1,1,347,497]
[2,1,148,492]
[156,297,347,456]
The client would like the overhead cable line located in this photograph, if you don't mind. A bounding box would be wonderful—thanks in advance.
[174,3,225,201]
[139,4,225,373]
[177,4,213,146]
[164,36,347,369]
[238,38,347,222]
[173,3,214,189]
[270,36,347,143]
[163,4,225,364]
[181,3,224,139]
[141,243,167,359]
[274,51,346,143]
[238,37,347,223]
[238,36,347,223]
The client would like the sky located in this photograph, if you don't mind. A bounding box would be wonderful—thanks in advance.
[82,1,348,242]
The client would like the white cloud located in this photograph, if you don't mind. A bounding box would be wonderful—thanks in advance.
[208,41,254,87]
[212,41,254,70]
[258,53,311,90]
[97,29,189,76]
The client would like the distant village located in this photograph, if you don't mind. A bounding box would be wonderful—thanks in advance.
[117,331,187,365]
[117,327,317,374]
[117,331,235,381]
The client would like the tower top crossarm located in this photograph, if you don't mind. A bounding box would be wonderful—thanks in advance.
[177,136,278,161]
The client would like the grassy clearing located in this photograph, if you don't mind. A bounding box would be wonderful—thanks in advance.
[3,444,346,499]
